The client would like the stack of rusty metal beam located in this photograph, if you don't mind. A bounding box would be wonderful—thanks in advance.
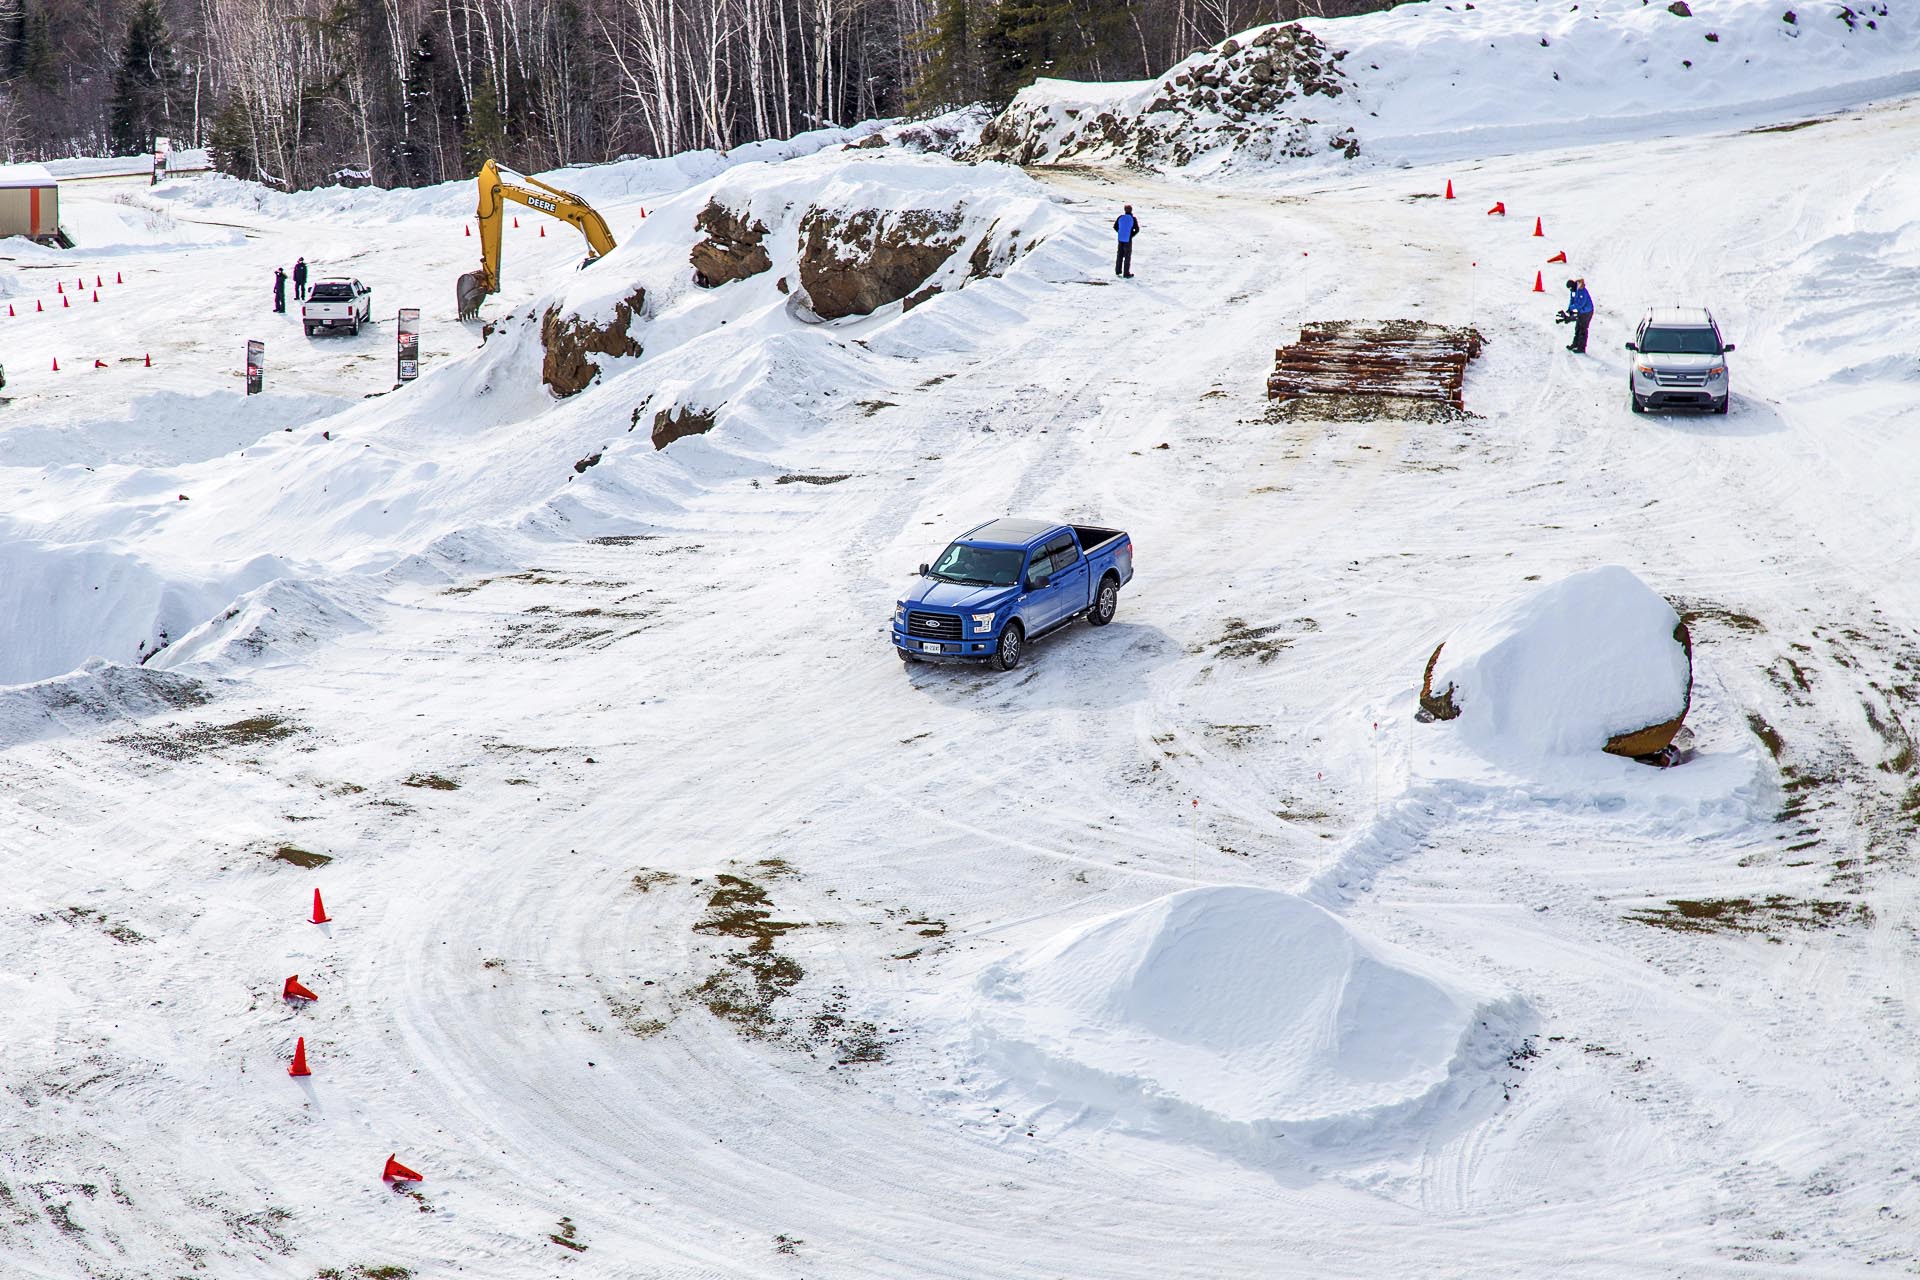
[1266,320,1483,411]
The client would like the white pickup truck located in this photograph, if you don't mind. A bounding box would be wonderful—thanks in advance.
[302,277,372,337]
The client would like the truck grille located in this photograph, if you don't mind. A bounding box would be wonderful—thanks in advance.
[907,611,962,640]
[1654,370,1708,386]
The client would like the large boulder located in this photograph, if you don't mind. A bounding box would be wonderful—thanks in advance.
[797,207,966,320]
[689,200,772,288]
[1418,566,1693,759]
[540,287,645,397]
[650,401,719,451]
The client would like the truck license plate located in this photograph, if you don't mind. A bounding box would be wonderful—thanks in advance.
[921,642,943,654]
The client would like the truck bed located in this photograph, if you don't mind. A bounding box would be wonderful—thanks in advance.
[1072,525,1125,556]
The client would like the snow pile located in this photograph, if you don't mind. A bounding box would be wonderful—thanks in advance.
[974,886,1521,1150]
[153,123,887,227]
[1422,566,1692,759]
[982,0,1917,172]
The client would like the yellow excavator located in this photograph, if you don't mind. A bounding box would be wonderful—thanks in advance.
[456,159,618,320]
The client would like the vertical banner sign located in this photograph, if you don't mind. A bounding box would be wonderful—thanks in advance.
[246,340,264,395]
[152,135,171,186]
[397,308,421,382]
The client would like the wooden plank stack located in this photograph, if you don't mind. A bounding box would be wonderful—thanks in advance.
[1266,320,1484,411]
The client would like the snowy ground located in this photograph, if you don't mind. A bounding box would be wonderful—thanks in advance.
[3,51,1920,1280]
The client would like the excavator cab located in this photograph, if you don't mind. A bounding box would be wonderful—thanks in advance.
[457,159,618,321]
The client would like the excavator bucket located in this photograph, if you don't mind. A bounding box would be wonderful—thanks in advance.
[456,270,491,322]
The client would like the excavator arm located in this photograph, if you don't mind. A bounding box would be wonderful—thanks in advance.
[456,158,618,320]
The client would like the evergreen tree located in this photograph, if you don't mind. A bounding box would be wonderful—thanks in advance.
[909,0,983,112]
[460,73,506,172]
[206,95,256,180]
[20,6,53,92]
[109,0,181,156]
[980,0,1072,107]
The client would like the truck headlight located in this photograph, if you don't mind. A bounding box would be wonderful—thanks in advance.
[1706,365,1726,380]
[893,603,906,626]
[1636,364,1656,378]
[970,612,996,633]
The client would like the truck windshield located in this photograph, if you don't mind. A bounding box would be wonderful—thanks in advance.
[1639,327,1720,355]
[929,543,1023,587]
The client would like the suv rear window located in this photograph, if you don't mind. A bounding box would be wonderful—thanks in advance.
[1639,326,1720,355]
[308,283,353,301]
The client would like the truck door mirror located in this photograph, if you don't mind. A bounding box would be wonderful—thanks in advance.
[1623,341,1637,351]
[1722,342,1736,352]
[917,563,928,575]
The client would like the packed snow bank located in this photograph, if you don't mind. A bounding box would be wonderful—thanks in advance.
[535,148,1075,398]
[1421,566,1692,759]
[152,123,888,227]
[981,0,1919,173]
[974,886,1522,1150]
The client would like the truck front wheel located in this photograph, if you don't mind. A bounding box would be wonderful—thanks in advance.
[989,623,1024,672]
[1089,576,1119,627]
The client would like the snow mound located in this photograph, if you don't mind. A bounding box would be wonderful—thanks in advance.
[981,0,1919,173]
[1422,566,1691,758]
[975,886,1521,1148]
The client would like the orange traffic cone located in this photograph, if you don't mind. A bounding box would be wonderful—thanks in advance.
[91,290,99,302]
[36,299,43,311]
[1444,180,1454,200]
[283,975,318,1002]
[74,277,82,289]
[310,888,330,924]
[56,281,63,293]
[512,216,519,228]
[93,358,107,368]
[382,1155,424,1183]
[1487,202,1506,216]
[62,295,69,308]
[538,225,545,237]
[465,224,471,237]
[95,274,103,287]
[1547,250,1567,264]
[639,206,647,218]
[1532,216,1544,237]
[1532,271,1545,293]
[51,357,59,371]
[144,353,152,367]
[116,271,124,284]
[288,1036,312,1077]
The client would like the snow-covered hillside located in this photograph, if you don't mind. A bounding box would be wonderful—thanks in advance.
[3,2,1920,1274]
[982,0,1918,170]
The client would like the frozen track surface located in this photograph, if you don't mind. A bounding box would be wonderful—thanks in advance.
[4,101,1920,1276]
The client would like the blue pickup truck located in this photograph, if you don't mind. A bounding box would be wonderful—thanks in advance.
[893,518,1135,670]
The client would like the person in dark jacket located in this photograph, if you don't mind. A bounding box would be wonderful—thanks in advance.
[1114,205,1139,278]
[1565,277,1593,352]
[292,257,308,301]
[273,266,288,313]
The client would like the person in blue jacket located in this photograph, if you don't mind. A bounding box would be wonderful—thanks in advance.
[1114,205,1139,278]
[1565,277,1593,352]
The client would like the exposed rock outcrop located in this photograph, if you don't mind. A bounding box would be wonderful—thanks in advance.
[797,207,967,320]
[976,23,1355,172]
[651,402,719,450]
[690,200,773,288]
[541,287,645,397]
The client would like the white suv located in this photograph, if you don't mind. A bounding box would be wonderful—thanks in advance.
[1626,307,1734,415]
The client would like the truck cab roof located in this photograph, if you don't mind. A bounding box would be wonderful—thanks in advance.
[959,517,1061,548]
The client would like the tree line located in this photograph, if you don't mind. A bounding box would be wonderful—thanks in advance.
[0,0,1396,190]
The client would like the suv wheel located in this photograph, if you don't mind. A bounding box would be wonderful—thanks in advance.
[988,623,1024,672]
[1713,396,1729,416]
[1630,382,1646,415]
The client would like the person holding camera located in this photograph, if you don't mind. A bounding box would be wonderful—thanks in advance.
[1561,277,1594,353]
